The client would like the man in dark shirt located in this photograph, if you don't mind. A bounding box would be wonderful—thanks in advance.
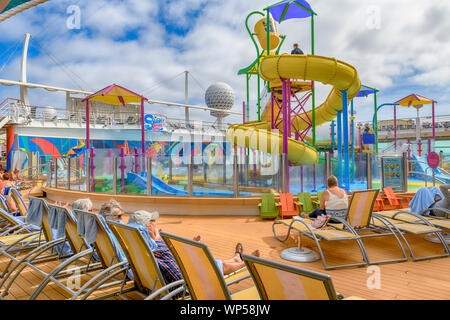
[291,43,304,55]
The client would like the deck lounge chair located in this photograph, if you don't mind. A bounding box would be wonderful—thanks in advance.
[100,221,185,300]
[28,210,132,300]
[0,197,57,278]
[242,254,363,300]
[382,187,411,209]
[373,207,450,259]
[312,191,323,208]
[147,232,257,300]
[273,190,410,270]
[8,188,28,217]
[0,204,105,299]
[297,192,315,215]
[0,207,39,236]
[258,193,279,219]
[279,193,300,219]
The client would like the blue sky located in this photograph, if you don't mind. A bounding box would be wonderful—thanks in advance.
[0,0,449,136]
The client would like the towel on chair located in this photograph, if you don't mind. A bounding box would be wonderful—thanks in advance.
[409,187,444,214]
[25,198,44,227]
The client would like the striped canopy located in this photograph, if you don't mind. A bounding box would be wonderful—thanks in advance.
[82,84,148,106]
[0,0,50,22]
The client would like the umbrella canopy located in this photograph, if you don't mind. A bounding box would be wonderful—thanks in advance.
[266,0,315,23]
[0,0,50,22]
[395,94,436,107]
[82,84,148,106]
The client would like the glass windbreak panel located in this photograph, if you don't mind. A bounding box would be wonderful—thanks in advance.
[146,144,190,197]
[56,158,67,189]
[372,154,382,190]
[118,154,145,195]
[242,151,279,195]
[92,149,115,194]
[351,152,368,191]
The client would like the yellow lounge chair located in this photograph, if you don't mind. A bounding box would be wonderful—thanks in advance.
[28,210,132,300]
[0,197,56,278]
[242,254,364,300]
[147,232,257,300]
[373,208,450,261]
[0,204,104,299]
[9,188,28,217]
[273,190,409,270]
[103,221,185,300]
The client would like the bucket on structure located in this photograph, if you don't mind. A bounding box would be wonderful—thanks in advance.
[254,17,280,51]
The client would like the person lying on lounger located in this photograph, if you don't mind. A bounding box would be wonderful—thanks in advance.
[98,199,260,284]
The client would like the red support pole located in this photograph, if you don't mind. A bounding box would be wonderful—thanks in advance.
[141,98,146,155]
[86,99,90,150]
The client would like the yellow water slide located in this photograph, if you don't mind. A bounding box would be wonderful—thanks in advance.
[226,54,361,165]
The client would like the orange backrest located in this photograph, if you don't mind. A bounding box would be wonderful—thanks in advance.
[279,193,295,212]
[383,187,401,206]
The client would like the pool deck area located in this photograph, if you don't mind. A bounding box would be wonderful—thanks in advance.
[3,192,450,300]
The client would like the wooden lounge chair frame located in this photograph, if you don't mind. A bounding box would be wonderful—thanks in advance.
[258,193,279,219]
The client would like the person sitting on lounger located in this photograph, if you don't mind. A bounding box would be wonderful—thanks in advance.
[429,184,450,216]
[304,175,348,220]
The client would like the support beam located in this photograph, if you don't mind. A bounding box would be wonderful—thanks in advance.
[337,110,343,187]
[342,90,350,192]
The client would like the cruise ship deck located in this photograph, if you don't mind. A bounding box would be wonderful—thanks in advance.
[2,193,449,300]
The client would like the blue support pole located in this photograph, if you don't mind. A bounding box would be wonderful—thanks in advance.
[337,110,343,187]
[331,120,335,151]
[342,90,350,193]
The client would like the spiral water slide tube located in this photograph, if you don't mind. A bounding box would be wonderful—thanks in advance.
[226,54,361,165]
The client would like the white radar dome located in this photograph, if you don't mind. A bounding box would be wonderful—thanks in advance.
[205,82,235,118]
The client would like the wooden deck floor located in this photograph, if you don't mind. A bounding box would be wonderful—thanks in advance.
[2,206,450,300]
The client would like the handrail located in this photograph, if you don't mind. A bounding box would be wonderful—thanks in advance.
[408,170,446,186]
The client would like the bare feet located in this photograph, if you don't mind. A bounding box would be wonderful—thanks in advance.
[193,235,201,242]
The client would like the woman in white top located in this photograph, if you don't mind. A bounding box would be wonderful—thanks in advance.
[305,176,349,219]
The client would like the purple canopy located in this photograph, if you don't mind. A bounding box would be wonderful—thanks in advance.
[268,0,315,23]
[356,88,376,98]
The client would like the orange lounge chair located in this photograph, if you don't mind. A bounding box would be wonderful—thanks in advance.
[278,193,300,219]
[382,187,411,209]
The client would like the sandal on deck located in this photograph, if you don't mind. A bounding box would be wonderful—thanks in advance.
[235,243,243,260]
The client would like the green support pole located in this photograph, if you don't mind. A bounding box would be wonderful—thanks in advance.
[246,74,250,122]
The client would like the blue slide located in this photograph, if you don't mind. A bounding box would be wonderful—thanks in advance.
[126,172,251,196]
[410,155,450,183]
